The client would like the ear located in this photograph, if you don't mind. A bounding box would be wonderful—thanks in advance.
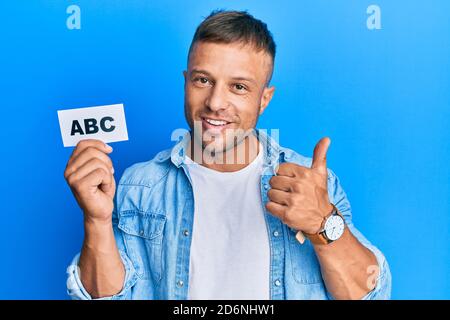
[183,70,188,89]
[259,85,275,115]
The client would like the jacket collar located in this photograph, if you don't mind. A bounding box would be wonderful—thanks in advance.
[169,128,284,173]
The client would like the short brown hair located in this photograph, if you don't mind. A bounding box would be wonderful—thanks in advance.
[188,9,276,84]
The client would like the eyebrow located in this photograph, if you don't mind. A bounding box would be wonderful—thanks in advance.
[190,68,257,85]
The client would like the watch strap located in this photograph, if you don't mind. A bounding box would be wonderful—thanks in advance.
[304,204,343,245]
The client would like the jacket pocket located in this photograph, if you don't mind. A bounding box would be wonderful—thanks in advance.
[118,210,166,282]
[287,228,324,284]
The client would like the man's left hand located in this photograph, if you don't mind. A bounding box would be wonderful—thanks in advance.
[265,137,334,234]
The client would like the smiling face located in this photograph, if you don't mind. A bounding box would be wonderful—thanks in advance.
[183,41,275,160]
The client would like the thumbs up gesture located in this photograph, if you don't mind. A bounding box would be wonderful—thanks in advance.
[265,137,334,234]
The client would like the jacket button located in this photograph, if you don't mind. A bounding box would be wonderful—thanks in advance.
[177,280,184,287]
[274,279,281,286]
[139,230,144,236]
[183,229,189,237]
[273,231,280,237]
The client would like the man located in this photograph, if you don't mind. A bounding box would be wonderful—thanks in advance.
[65,10,391,300]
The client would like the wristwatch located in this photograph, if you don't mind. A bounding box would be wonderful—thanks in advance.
[304,204,346,245]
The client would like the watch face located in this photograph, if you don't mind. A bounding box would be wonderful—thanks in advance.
[324,214,345,241]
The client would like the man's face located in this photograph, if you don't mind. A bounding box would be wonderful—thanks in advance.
[183,41,275,155]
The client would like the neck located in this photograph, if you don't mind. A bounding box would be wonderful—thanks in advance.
[187,134,260,172]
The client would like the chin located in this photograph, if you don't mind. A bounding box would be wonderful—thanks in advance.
[202,137,228,154]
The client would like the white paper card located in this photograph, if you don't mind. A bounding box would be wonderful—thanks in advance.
[57,104,128,147]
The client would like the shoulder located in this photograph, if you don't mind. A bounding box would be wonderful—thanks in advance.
[118,148,173,188]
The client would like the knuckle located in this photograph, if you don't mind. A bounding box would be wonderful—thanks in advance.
[292,196,302,207]
[85,146,97,157]
[288,205,297,214]
[86,148,111,166]
[92,151,111,167]
[89,157,103,167]
[295,167,307,177]
[283,211,293,225]
[276,163,287,173]
[287,208,301,223]
[66,173,75,185]
[76,140,87,148]
[77,139,95,150]
[71,178,83,190]
[96,167,109,177]
[93,167,106,176]
[93,139,104,146]
[303,170,312,178]
[104,155,113,168]
[63,167,71,179]
[289,194,297,204]
[278,163,288,169]
[292,182,302,193]
[285,195,294,206]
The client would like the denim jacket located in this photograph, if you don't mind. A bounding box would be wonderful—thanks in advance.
[66,129,391,300]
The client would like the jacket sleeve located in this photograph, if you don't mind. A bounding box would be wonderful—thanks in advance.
[326,169,392,300]
[66,209,139,300]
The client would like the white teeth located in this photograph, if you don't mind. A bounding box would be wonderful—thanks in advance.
[205,118,228,126]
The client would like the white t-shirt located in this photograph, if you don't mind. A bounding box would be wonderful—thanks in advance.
[185,148,270,300]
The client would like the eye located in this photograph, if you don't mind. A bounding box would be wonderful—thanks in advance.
[193,77,210,86]
[233,83,247,92]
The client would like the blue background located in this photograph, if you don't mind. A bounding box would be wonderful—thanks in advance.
[0,1,448,299]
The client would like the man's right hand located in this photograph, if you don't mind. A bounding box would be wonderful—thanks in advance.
[64,139,116,223]
[64,139,125,298]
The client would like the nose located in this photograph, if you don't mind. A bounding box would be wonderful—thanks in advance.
[205,83,229,112]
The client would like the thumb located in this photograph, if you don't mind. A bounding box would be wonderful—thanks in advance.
[311,137,331,174]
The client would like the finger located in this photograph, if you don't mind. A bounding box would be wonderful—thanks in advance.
[67,158,113,186]
[267,188,290,206]
[75,167,113,194]
[275,162,297,177]
[276,162,311,178]
[311,137,330,174]
[71,139,113,160]
[265,201,287,219]
[100,172,116,196]
[66,147,114,177]
[269,175,294,192]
